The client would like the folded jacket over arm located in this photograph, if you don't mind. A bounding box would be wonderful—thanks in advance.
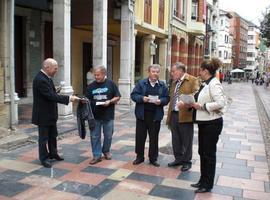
[77,98,95,139]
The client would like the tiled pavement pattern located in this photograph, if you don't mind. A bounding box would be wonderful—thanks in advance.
[0,82,270,200]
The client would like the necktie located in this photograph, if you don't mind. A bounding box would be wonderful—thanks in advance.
[172,80,181,110]
[49,78,56,91]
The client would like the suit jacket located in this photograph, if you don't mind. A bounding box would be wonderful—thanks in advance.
[166,73,199,124]
[32,71,70,126]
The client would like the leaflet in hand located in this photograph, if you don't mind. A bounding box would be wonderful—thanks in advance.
[179,94,195,104]
[96,101,106,105]
[148,95,159,103]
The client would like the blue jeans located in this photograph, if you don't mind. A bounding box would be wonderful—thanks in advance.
[90,119,114,158]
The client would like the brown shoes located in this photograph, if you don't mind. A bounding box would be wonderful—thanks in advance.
[89,153,112,165]
[89,157,102,165]
[104,152,112,160]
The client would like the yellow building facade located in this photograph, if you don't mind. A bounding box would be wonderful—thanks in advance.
[134,0,170,81]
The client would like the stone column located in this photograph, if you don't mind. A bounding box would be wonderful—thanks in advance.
[118,1,134,105]
[93,0,107,67]
[131,30,137,89]
[142,34,155,78]
[159,39,168,81]
[53,0,73,118]
[0,0,18,129]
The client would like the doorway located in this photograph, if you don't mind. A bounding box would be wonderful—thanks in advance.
[14,15,26,98]
[44,21,53,59]
[83,42,92,94]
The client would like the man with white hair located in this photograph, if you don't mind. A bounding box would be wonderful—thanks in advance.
[32,58,80,168]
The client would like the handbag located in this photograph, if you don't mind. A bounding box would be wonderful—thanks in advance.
[208,85,232,115]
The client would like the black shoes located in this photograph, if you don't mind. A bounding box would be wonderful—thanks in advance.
[89,157,102,165]
[150,161,160,167]
[190,182,201,188]
[49,154,64,161]
[168,160,183,167]
[133,157,144,165]
[194,187,211,193]
[181,164,191,172]
[41,160,51,168]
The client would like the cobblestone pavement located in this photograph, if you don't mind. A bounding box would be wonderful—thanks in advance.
[0,82,270,200]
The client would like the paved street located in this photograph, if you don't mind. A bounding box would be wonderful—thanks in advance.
[0,82,270,200]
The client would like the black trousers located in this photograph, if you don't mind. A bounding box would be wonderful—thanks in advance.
[170,112,193,165]
[38,125,58,162]
[198,118,223,189]
[135,111,161,162]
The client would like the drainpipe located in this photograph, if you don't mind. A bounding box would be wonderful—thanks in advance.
[9,0,16,130]
[166,0,173,84]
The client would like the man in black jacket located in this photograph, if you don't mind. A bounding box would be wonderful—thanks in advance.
[32,58,80,168]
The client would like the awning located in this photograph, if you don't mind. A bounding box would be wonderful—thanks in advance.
[231,68,245,73]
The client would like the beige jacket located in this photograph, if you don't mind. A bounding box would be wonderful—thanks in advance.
[166,73,199,124]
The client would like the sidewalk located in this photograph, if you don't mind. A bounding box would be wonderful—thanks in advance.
[0,82,270,199]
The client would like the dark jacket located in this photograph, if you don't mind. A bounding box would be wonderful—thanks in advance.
[32,71,69,126]
[131,78,169,121]
[76,99,95,139]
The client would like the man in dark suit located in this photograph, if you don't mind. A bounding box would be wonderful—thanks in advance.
[32,58,80,168]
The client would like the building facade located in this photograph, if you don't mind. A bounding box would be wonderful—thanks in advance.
[217,9,232,72]
[204,0,219,59]
[245,22,260,76]
[169,0,206,77]
[134,0,169,82]
[229,12,248,69]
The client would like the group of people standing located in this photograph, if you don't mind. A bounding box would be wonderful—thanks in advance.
[32,57,226,194]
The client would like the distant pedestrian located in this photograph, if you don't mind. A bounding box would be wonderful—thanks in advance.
[191,58,226,193]
[86,67,94,85]
[131,64,169,167]
[219,71,224,83]
[86,65,121,165]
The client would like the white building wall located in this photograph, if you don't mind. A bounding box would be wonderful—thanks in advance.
[217,10,232,69]
[246,25,259,71]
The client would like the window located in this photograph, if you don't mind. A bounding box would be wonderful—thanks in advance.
[158,0,164,28]
[191,0,198,20]
[173,0,178,16]
[144,0,152,24]
[247,52,254,57]
[248,35,254,40]
[174,0,186,20]
[224,35,229,43]
[179,0,186,20]
[224,51,228,59]
[219,51,222,57]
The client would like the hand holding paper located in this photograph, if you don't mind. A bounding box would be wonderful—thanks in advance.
[179,94,195,104]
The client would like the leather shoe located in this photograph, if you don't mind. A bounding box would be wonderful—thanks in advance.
[50,154,64,161]
[89,157,102,165]
[150,161,160,167]
[41,160,51,168]
[190,182,201,188]
[168,160,183,167]
[195,187,211,193]
[181,164,191,172]
[133,158,144,165]
[104,152,112,160]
